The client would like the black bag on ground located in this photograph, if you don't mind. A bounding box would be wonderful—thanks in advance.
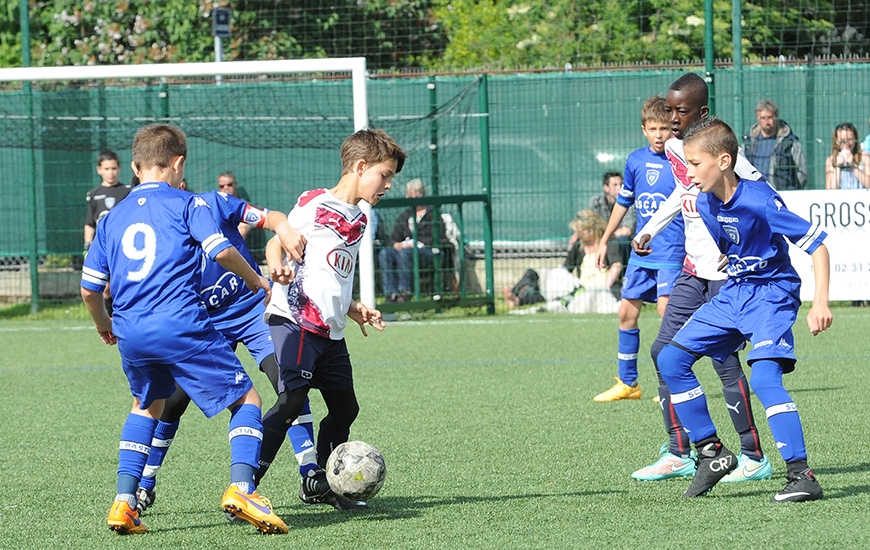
[511,269,545,306]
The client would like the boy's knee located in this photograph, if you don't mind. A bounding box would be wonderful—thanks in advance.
[657,343,698,380]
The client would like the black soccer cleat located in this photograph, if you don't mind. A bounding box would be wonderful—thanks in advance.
[772,468,823,503]
[683,440,737,497]
[135,487,155,515]
[298,468,367,510]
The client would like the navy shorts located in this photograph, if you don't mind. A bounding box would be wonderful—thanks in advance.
[268,316,353,394]
[655,270,727,345]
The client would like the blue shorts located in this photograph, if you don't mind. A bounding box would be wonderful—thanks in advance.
[213,305,274,366]
[621,265,681,302]
[672,279,798,372]
[268,316,353,394]
[122,329,253,418]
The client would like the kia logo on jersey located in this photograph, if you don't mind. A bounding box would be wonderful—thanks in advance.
[327,248,354,278]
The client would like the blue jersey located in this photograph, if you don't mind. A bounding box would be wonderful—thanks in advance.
[619,146,686,269]
[697,179,827,287]
[81,182,233,365]
[198,190,265,327]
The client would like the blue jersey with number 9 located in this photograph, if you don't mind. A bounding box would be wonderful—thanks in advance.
[81,181,233,365]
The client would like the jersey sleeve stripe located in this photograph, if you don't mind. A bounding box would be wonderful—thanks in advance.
[81,266,109,286]
[201,233,229,257]
[793,222,824,251]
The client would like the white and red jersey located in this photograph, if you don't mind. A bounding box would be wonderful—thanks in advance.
[636,137,765,280]
[265,188,366,340]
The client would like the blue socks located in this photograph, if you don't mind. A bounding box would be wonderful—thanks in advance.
[657,344,716,443]
[750,360,807,462]
[287,401,318,477]
[617,328,641,385]
[117,413,158,498]
[228,403,264,489]
[139,420,179,491]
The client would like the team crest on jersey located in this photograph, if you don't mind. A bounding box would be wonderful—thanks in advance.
[723,225,740,244]
[645,170,660,186]
[327,248,354,278]
[137,197,147,206]
[105,197,116,209]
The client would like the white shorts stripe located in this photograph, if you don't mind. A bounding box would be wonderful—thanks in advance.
[765,402,798,418]
[670,386,705,404]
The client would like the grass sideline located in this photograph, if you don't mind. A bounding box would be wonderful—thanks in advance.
[1,307,869,548]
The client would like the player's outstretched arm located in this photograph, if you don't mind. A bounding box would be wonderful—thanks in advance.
[265,235,295,284]
[81,287,117,345]
[347,299,386,337]
[215,247,272,304]
[263,211,306,263]
[807,243,833,335]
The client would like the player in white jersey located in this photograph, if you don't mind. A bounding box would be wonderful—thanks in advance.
[629,73,770,484]
[253,129,407,498]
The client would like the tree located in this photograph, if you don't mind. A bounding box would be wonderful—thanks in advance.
[7,1,446,72]
[426,0,850,71]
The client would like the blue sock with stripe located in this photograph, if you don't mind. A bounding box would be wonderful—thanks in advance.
[750,359,807,462]
[287,400,318,477]
[117,413,158,500]
[657,344,717,443]
[139,420,179,492]
[617,328,641,385]
[229,403,263,492]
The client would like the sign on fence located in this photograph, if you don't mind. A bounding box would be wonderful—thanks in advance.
[781,189,870,301]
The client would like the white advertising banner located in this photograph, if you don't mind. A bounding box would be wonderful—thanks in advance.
[780,189,870,301]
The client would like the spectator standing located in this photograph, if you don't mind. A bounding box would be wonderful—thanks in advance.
[825,122,870,190]
[742,99,807,190]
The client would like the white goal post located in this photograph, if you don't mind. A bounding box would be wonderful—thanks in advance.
[0,57,384,308]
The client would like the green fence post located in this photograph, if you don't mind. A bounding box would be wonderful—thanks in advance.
[732,0,743,130]
[704,0,716,115]
[478,74,495,314]
[21,0,39,314]
[428,76,443,296]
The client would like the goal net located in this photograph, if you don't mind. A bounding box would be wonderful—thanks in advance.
[0,59,490,312]
[0,59,384,306]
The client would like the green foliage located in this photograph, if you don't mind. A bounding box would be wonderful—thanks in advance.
[0,1,864,73]
[11,0,447,71]
[428,0,847,70]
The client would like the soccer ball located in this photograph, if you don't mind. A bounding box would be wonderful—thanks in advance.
[325,440,386,501]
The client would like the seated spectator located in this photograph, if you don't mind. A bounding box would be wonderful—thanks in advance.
[378,179,452,301]
[825,122,870,190]
[503,210,622,314]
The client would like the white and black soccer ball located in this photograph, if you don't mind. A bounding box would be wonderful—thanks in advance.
[325,440,386,501]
